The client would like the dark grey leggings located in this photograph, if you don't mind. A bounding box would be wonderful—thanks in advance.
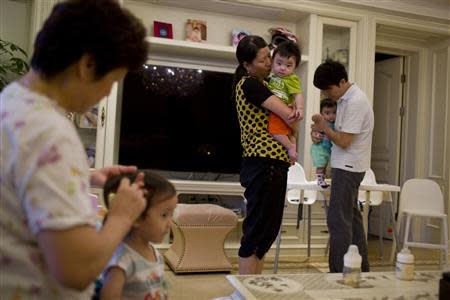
[327,168,370,272]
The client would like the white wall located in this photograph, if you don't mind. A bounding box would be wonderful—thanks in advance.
[0,0,31,51]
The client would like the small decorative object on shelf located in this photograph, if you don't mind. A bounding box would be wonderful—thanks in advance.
[85,144,96,167]
[153,21,173,39]
[333,49,349,64]
[231,28,251,47]
[185,19,207,42]
[268,27,298,50]
[76,105,98,129]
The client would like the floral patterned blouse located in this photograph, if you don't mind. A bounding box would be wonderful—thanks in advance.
[0,82,97,299]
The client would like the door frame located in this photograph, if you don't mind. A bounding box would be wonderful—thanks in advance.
[374,44,421,186]
[372,55,405,187]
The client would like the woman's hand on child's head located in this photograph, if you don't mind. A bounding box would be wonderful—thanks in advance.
[90,165,138,187]
[107,173,147,224]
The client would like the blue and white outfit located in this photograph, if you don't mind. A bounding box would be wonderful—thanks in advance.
[310,121,335,168]
[102,243,169,300]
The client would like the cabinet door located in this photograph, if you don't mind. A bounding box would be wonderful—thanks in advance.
[72,100,104,169]
[73,85,117,170]
[304,16,357,178]
[317,17,357,82]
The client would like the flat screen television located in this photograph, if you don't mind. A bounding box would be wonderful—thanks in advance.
[118,64,242,180]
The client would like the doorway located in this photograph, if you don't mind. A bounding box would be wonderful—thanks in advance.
[371,53,405,187]
[369,53,406,239]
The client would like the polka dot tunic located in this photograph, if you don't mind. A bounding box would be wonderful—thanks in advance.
[235,76,289,163]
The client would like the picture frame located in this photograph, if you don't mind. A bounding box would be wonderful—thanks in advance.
[76,105,98,129]
[185,19,207,42]
[153,21,173,39]
[231,28,251,47]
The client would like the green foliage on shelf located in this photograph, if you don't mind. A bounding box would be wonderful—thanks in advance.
[0,39,30,92]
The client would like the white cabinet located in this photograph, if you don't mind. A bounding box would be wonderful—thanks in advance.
[317,17,357,82]
[302,16,358,176]
[98,3,359,176]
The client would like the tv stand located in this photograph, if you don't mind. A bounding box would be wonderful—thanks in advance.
[170,179,244,197]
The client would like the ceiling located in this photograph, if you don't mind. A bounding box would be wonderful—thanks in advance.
[143,0,450,21]
[339,0,450,21]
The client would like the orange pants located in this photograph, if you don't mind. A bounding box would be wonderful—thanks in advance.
[268,112,292,135]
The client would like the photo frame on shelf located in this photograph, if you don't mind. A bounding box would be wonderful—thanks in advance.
[185,19,207,42]
[231,28,251,47]
[76,105,98,129]
[153,21,173,39]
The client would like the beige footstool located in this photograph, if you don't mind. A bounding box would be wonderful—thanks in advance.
[164,203,238,273]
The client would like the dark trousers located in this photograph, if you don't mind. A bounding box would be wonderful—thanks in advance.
[239,157,289,259]
[328,168,370,272]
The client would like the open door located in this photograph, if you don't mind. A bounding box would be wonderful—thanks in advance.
[371,56,404,186]
[370,55,405,239]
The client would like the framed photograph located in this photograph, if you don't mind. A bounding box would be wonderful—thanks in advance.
[153,21,173,39]
[76,105,98,129]
[231,28,251,47]
[185,19,207,42]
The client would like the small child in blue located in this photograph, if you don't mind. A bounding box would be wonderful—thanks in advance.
[310,98,337,188]
[99,171,178,300]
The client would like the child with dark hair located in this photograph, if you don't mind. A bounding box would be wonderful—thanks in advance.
[267,40,304,162]
[99,171,177,300]
[0,0,148,298]
[310,98,336,188]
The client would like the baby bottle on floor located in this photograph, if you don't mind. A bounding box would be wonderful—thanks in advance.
[343,244,362,287]
[396,247,414,280]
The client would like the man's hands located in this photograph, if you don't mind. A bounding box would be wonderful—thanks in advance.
[311,114,325,144]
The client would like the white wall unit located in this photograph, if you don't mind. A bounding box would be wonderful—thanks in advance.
[5,1,448,202]
[303,16,358,178]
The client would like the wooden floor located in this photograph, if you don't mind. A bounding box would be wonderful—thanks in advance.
[164,237,449,300]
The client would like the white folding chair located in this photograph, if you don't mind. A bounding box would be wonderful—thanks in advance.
[273,163,328,273]
[395,178,448,269]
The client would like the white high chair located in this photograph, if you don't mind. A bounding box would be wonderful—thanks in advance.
[395,178,448,269]
[273,163,329,273]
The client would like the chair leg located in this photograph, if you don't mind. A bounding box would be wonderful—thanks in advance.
[378,205,383,258]
[296,203,303,229]
[442,217,449,269]
[307,205,312,257]
[403,214,411,249]
[389,199,400,263]
[273,227,282,273]
[323,199,330,256]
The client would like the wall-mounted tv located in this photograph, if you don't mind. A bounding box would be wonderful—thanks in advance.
[118,64,242,180]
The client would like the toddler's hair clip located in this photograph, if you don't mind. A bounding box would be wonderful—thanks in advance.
[107,192,116,209]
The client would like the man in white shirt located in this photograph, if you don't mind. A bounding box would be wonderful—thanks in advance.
[311,59,374,273]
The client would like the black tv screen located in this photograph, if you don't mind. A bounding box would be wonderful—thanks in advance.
[118,64,242,177]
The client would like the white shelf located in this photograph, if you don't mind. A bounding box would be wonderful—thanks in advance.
[146,36,309,66]
[147,37,236,65]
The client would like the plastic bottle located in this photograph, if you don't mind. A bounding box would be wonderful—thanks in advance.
[343,244,362,286]
[396,247,414,280]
